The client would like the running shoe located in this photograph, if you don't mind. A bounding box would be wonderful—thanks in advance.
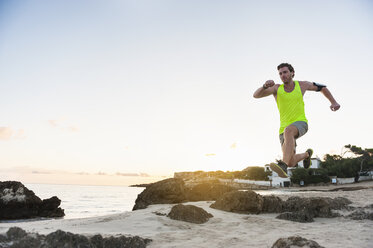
[303,149,313,169]
[269,161,288,178]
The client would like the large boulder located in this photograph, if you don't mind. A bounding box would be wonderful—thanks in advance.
[210,190,263,214]
[132,178,187,210]
[0,181,64,220]
[283,196,351,218]
[1,227,152,248]
[276,209,314,223]
[272,236,325,248]
[39,196,65,217]
[167,204,213,224]
[185,181,236,201]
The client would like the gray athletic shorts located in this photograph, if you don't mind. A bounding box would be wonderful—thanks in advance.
[279,121,308,146]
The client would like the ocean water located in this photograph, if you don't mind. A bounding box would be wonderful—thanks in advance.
[24,183,145,219]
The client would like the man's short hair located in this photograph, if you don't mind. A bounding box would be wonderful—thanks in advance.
[277,63,295,78]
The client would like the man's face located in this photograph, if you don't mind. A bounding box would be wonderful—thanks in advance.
[278,67,293,83]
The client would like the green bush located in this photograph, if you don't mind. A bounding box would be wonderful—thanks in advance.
[290,167,330,185]
[321,156,360,178]
[242,166,271,181]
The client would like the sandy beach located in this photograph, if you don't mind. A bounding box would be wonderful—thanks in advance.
[1,181,372,248]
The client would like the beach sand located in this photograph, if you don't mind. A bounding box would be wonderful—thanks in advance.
[1,181,372,248]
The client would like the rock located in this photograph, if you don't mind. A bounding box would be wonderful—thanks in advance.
[272,236,325,248]
[276,210,314,223]
[132,178,237,210]
[0,181,65,220]
[262,195,284,213]
[6,227,27,240]
[9,235,41,248]
[44,230,92,247]
[90,234,104,247]
[283,196,349,218]
[0,181,42,219]
[167,204,213,224]
[103,235,152,248]
[39,196,65,217]
[1,227,152,248]
[347,209,373,220]
[0,234,7,242]
[185,181,236,201]
[132,178,187,210]
[210,190,263,214]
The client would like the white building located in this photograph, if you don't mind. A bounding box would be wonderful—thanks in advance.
[264,164,291,187]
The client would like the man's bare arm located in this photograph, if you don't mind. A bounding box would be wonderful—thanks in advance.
[300,81,341,111]
[253,80,277,98]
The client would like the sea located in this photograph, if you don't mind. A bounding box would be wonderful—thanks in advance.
[24,183,146,219]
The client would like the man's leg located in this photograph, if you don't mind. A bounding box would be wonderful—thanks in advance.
[282,125,309,167]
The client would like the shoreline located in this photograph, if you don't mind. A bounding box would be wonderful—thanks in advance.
[1,181,372,247]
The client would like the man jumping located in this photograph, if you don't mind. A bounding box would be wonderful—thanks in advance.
[253,63,340,178]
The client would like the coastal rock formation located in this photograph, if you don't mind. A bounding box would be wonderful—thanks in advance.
[274,196,352,222]
[133,178,186,210]
[210,190,263,214]
[0,227,152,248]
[185,181,236,201]
[283,196,351,218]
[0,181,64,220]
[347,209,373,220]
[262,195,284,213]
[132,178,236,210]
[276,209,314,223]
[167,204,213,224]
[272,236,325,248]
[207,190,352,223]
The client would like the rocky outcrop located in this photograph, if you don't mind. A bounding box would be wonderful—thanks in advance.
[272,196,352,222]
[282,196,351,218]
[132,178,187,210]
[262,195,284,213]
[207,190,352,223]
[0,181,64,220]
[276,209,314,223]
[132,178,354,223]
[347,209,373,220]
[132,178,237,210]
[167,204,213,224]
[0,227,152,248]
[272,236,325,248]
[210,190,263,214]
[185,181,236,201]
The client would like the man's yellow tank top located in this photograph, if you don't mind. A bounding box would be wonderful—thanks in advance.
[276,81,308,134]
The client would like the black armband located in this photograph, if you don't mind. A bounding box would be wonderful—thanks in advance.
[313,82,326,92]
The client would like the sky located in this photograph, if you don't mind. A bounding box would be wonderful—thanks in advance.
[0,0,372,185]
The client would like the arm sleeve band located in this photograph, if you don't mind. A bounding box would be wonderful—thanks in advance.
[313,82,326,92]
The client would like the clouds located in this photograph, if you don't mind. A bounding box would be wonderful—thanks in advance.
[48,119,79,132]
[205,153,216,156]
[0,127,26,140]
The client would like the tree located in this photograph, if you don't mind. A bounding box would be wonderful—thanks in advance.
[344,145,373,172]
[242,166,271,181]
[321,145,373,178]
[290,168,330,185]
